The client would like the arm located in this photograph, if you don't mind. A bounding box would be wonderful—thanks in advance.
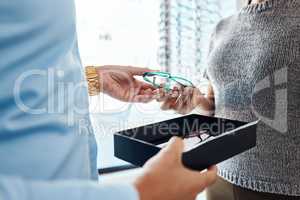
[0,138,216,200]
[0,176,138,200]
[86,65,157,102]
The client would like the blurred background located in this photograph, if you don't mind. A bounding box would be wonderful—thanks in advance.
[75,0,242,178]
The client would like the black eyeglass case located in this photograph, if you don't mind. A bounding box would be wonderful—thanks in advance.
[114,114,258,171]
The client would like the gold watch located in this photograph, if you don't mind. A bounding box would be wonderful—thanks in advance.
[85,66,101,96]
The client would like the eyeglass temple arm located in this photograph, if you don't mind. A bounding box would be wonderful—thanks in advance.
[171,76,194,87]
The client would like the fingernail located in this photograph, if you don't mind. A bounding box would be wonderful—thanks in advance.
[169,137,177,144]
[169,136,181,143]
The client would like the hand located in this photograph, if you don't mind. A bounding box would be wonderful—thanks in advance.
[134,137,217,200]
[96,65,156,103]
[155,86,205,115]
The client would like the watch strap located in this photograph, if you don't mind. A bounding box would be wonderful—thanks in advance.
[85,66,101,96]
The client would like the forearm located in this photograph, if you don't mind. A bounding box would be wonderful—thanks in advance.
[0,175,138,200]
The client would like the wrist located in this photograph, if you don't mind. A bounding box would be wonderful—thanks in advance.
[95,66,110,94]
[134,174,157,200]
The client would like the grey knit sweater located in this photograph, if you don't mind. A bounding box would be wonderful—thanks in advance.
[205,0,300,196]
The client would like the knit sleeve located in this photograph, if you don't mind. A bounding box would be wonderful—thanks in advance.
[203,31,217,81]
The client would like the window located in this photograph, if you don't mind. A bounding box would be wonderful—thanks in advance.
[75,0,238,171]
[159,0,238,84]
[159,0,221,84]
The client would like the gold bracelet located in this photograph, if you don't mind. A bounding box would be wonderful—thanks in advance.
[85,66,101,96]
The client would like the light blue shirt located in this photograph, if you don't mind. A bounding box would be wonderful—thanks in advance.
[0,0,138,199]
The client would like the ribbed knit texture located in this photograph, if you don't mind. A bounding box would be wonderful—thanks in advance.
[205,0,300,196]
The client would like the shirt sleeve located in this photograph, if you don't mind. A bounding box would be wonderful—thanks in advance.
[0,175,139,200]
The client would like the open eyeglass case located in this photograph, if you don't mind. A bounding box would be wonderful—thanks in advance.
[114,114,258,171]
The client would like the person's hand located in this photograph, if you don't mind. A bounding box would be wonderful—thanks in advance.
[134,137,217,200]
[154,86,205,115]
[96,65,156,103]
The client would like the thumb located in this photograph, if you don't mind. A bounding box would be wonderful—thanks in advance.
[161,137,184,163]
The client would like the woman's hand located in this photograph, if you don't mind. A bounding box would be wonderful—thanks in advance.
[154,86,203,115]
[96,65,156,103]
[155,84,215,115]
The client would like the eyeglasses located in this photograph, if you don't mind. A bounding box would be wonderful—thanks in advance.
[157,130,215,152]
[143,72,194,91]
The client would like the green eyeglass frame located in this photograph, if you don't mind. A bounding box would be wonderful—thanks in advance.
[143,72,194,91]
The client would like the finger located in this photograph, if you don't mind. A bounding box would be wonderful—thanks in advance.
[199,165,218,186]
[181,88,195,114]
[143,88,153,95]
[177,85,185,92]
[173,93,186,112]
[138,88,155,96]
[132,94,155,103]
[152,89,160,99]
[181,88,202,114]
[161,99,174,110]
[156,88,167,102]
[126,66,157,76]
[139,82,156,91]
[174,87,195,114]
[143,137,183,169]
[160,91,177,110]
[187,165,218,191]
[139,90,146,95]
[160,137,184,163]
[134,80,156,91]
[132,81,156,100]
[183,87,193,98]
[208,165,218,173]
[171,88,180,98]
[178,105,190,115]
